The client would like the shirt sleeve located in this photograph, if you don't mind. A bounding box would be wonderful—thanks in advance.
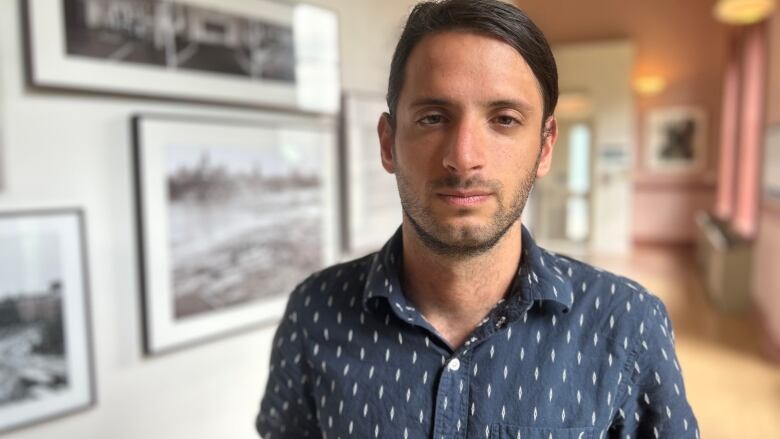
[610,296,700,439]
[255,286,320,439]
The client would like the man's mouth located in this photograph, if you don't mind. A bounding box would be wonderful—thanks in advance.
[436,190,493,207]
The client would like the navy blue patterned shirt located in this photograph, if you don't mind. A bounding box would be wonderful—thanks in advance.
[256,226,698,439]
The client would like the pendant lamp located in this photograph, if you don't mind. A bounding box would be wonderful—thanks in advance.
[714,0,776,25]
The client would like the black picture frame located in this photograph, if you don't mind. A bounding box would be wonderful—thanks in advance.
[23,0,341,114]
[0,208,96,434]
[132,113,338,355]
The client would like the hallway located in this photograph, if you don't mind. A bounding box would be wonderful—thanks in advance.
[589,246,780,439]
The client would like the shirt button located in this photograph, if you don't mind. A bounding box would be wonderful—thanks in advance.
[448,358,461,371]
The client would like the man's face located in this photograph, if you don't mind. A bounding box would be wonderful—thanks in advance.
[379,31,557,256]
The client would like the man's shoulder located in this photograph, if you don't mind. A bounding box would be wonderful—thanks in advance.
[539,248,666,317]
[283,251,376,312]
[537,248,676,356]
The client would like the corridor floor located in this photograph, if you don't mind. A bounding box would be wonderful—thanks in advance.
[587,246,780,439]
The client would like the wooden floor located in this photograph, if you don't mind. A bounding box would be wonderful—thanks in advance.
[587,246,780,439]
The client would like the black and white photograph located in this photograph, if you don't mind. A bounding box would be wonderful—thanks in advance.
[645,106,707,172]
[341,92,401,254]
[25,0,340,113]
[134,115,336,354]
[0,210,94,434]
[166,134,322,319]
[63,0,296,82]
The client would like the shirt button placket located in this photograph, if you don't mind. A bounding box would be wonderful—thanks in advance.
[432,353,470,439]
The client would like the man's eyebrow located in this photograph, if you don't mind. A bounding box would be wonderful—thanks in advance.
[407,97,535,114]
[484,99,534,113]
[408,97,452,108]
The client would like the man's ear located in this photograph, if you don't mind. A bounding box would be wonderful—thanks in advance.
[378,112,396,174]
[536,116,558,178]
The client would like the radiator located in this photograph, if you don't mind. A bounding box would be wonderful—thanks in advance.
[694,212,753,312]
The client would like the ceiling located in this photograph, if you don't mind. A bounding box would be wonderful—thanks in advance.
[514,0,732,44]
[513,0,734,80]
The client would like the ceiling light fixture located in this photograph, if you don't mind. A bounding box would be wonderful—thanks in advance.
[714,0,776,25]
[633,76,666,96]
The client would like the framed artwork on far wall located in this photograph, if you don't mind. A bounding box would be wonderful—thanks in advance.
[0,209,95,434]
[132,114,337,355]
[341,92,401,255]
[24,0,340,114]
[644,106,707,173]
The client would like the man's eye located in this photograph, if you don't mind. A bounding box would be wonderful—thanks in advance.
[418,114,445,125]
[493,115,519,126]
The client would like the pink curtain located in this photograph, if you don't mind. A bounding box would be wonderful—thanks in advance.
[715,46,741,220]
[733,24,768,238]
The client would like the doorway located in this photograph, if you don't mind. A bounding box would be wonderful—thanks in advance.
[533,119,594,254]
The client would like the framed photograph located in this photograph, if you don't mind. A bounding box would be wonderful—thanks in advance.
[0,209,95,434]
[25,0,340,114]
[764,124,780,199]
[341,92,401,254]
[133,114,337,355]
[644,106,707,172]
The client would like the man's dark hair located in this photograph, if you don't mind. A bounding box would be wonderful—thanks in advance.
[386,0,558,127]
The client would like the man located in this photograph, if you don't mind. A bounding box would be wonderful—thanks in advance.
[256,0,699,438]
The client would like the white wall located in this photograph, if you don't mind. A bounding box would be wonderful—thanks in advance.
[0,1,414,438]
[553,41,635,254]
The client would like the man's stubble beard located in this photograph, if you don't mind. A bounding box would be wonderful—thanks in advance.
[394,148,542,259]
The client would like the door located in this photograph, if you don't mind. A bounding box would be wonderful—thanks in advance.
[533,119,593,252]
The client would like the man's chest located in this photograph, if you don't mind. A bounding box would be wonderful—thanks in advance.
[301,312,628,439]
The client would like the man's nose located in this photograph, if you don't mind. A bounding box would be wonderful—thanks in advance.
[442,115,486,174]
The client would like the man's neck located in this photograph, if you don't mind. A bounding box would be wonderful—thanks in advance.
[400,221,523,349]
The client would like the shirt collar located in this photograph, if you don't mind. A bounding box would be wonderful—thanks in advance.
[514,224,575,314]
[361,225,574,320]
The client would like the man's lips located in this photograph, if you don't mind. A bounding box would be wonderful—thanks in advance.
[436,191,493,207]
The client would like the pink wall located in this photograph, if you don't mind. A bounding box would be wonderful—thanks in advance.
[753,8,780,362]
[514,1,732,244]
[754,204,780,362]
[633,183,715,244]
[769,9,780,126]
[624,2,731,245]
